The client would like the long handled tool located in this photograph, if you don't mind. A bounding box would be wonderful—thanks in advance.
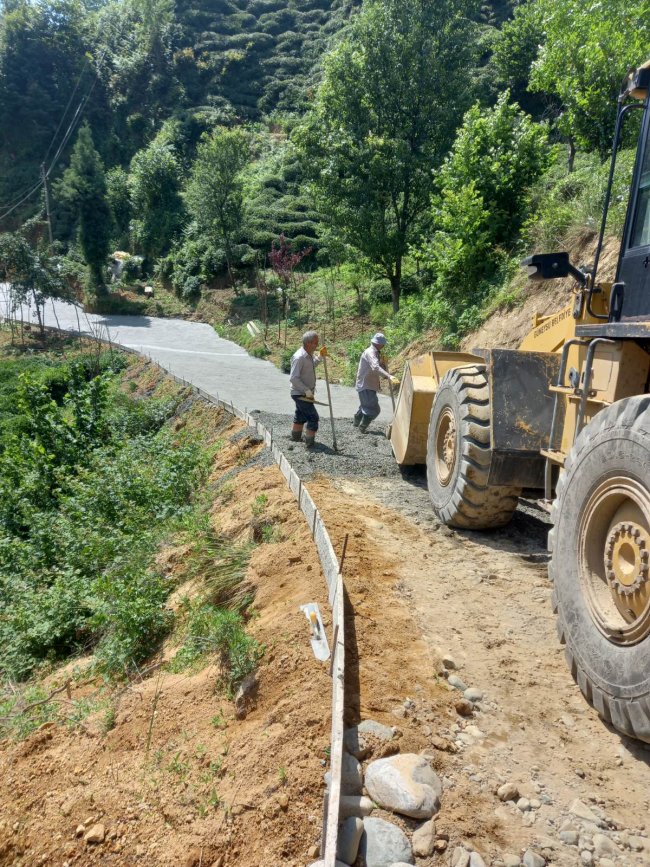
[387,380,396,414]
[301,396,330,407]
[321,353,338,451]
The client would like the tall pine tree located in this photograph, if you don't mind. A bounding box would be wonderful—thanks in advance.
[58,123,111,294]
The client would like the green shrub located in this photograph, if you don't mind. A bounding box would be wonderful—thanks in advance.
[172,601,263,692]
[524,146,636,251]
[280,348,293,373]
[415,94,549,346]
[0,360,208,681]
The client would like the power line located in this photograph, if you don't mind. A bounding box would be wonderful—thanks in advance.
[0,179,45,222]
[0,56,92,213]
[0,45,108,222]
[42,55,92,166]
[0,16,124,226]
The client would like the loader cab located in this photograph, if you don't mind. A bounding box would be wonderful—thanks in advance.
[616,96,650,321]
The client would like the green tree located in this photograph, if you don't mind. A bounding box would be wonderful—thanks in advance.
[0,0,110,221]
[184,127,249,278]
[106,166,132,250]
[509,0,650,157]
[417,94,549,344]
[56,123,112,292]
[295,0,478,312]
[0,226,70,339]
[492,0,547,117]
[129,128,184,264]
[94,0,183,160]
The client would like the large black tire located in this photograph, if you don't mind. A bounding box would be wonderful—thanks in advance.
[426,365,521,529]
[549,396,650,742]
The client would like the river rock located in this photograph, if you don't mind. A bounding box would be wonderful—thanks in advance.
[569,800,605,828]
[84,824,105,844]
[559,824,579,845]
[448,675,468,691]
[469,852,486,867]
[337,817,364,865]
[365,754,442,819]
[628,835,647,852]
[339,795,374,819]
[325,752,363,795]
[497,783,520,802]
[451,847,470,867]
[359,817,413,867]
[344,719,396,759]
[503,855,521,867]
[464,688,484,702]
[592,835,617,858]
[412,819,436,857]
[522,850,545,867]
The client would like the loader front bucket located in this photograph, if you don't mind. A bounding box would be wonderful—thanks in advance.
[389,351,484,465]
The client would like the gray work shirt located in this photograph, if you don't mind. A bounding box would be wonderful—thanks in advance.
[355,345,390,392]
[289,346,322,396]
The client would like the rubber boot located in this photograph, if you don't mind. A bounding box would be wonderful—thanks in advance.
[353,410,363,427]
[291,424,303,442]
[359,416,371,433]
[304,432,316,448]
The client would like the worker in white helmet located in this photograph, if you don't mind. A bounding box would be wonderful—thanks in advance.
[353,332,399,432]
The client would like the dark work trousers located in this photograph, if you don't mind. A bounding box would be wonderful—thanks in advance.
[292,396,319,431]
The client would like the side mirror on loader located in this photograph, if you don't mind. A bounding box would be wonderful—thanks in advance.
[522,252,587,285]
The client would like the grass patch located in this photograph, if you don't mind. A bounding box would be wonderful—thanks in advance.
[170,599,263,694]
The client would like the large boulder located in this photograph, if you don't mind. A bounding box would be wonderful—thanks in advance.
[365,754,442,819]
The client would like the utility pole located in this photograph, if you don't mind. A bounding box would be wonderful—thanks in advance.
[41,163,53,245]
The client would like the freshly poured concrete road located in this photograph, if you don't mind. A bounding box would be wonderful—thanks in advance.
[3,293,391,418]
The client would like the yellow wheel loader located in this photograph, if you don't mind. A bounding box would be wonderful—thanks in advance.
[389,61,650,742]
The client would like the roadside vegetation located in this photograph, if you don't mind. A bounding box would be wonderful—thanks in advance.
[0,328,263,738]
[1,0,648,363]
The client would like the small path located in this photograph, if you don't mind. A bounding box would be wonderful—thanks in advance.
[2,292,390,419]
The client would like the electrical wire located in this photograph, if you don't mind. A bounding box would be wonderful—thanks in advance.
[42,56,92,165]
[0,15,122,224]
[0,179,44,222]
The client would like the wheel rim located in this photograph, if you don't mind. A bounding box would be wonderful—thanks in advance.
[579,475,650,645]
[435,407,457,487]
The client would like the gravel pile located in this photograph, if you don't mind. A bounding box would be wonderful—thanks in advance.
[252,409,410,481]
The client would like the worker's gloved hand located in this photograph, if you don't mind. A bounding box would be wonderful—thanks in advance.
[304,389,314,399]
[390,376,400,387]
[319,346,328,357]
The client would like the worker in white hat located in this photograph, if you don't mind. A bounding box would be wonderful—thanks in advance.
[353,332,399,432]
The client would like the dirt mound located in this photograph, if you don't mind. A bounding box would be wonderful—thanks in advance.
[464,232,620,353]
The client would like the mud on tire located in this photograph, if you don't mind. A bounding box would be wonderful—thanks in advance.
[549,396,650,742]
[426,365,520,529]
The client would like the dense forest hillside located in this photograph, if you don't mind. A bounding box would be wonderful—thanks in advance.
[1,0,649,357]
